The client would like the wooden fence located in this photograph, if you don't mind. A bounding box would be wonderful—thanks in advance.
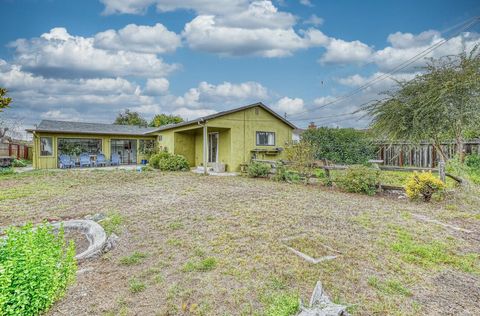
[0,143,32,160]
[377,140,480,168]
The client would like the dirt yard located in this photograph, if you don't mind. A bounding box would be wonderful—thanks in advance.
[0,169,479,315]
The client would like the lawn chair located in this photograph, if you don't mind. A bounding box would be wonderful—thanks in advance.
[96,153,109,167]
[111,153,120,166]
[79,153,92,167]
[59,154,75,169]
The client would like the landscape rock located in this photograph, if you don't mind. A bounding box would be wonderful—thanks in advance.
[103,233,119,252]
[299,282,349,316]
[84,213,107,222]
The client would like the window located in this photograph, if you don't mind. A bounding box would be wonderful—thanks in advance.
[256,132,275,146]
[57,138,102,158]
[139,139,156,155]
[40,137,53,156]
[158,135,163,141]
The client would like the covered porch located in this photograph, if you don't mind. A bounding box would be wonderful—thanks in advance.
[172,125,231,172]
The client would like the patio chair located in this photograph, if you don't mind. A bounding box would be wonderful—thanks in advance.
[79,153,92,167]
[59,154,75,169]
[111,153,121,166]
[96,153,109,167]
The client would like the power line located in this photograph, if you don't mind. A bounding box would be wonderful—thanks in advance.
[289,16,480,120]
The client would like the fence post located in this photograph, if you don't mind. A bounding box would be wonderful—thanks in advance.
[439,160,446,183]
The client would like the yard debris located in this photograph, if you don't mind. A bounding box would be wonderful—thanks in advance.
[299,282,349,316]
[102,232,119,252]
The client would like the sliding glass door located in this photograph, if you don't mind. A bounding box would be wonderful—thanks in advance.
[110,139,137,164]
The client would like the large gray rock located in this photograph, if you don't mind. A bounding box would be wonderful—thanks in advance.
[299,282,349,316]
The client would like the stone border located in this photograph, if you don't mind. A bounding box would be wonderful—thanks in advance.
[51,220,107,260]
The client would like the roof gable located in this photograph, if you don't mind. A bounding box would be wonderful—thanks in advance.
[149,102,296,133]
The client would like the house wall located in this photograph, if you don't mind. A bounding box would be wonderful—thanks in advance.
[31,132,156,169]
[154,105,293,171]
[174,132,195,166]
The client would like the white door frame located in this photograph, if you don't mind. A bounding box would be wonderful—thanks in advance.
[208,132,219,163]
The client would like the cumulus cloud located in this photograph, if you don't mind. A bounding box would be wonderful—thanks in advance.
[174,81,268,107]
[299,0,313,7]
[304,14,324,27]
[319,38,374,64]
[10,27,177,79]
[274,97,305,114]
[172,107,217,119]
[144,78,170,95]
[94,23,181,54]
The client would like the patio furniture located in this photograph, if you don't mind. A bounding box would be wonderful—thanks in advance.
[96,153,109,167]
[79,153,92,167]
[59,154,75,169]
[111,153,120,166]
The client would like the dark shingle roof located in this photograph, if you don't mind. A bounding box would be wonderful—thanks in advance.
[26,120,156,136]
[150,102,297,132]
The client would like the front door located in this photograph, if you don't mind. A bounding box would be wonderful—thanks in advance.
[208,133,219,163]
[111,139,137,164]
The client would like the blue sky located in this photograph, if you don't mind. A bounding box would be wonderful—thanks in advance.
[1,0,479,135]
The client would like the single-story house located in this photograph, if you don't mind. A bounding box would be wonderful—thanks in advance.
[27,102,296,171]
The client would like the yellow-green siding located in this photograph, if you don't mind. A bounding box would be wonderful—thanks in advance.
[32,132,156,169]
[157,105,293,171]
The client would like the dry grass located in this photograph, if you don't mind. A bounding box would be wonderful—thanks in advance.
[0,169,479,315]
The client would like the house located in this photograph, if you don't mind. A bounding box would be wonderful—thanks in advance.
[27,102,296,171]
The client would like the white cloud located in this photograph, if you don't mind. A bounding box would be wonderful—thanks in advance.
[320,38,374,64]
[94,23,181,54]
[174,81,268,107]
[144,78,170,95]
[10,27,177,78]
[304,14,324,27]
[172,107,217,119]
[274,97,305,114]
[299,0,313,7]
[100,0,247,15]
[337,72,417,89]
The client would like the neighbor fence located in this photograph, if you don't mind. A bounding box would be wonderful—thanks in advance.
[377,140,480,168]
[0,143,32,160]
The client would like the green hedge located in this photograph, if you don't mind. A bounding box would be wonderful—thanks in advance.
[149,151,189,171]
[0,223,77,315]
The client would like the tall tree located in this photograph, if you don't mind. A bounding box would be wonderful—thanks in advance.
[366,46,480,162]
[149,113,184,127]
[0,88,12,112]
[114,109,148,127]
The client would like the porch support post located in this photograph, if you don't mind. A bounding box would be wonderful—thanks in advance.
[203,122,208,175]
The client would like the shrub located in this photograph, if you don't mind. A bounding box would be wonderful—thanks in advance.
[12,159,27,168]
[0,223,77,315]
[337,165,380,195]
[273,164,301,183]
[405,172,445,202]
[465,154,480,171]
[0,167,14,176]
[247,161,271,178]
[149,151,189,171]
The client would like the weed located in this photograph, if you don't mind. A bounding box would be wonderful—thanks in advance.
[263,292,300,316]
[101,212,124,235]
[129,278,146,293]
[168,221,184,230]
[367,276,411,296]
[119,251,147,266]
[183,257,217,272]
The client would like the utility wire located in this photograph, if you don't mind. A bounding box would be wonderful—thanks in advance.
[289,16,480,120]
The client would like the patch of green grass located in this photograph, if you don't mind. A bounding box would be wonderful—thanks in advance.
[167,238,182,247]
[263,292,300,316]
[367,276,411,296]
[119,251,147,266]
[390,228,479,273]
[101,212,124,235]
[129,278,146,293]
[168,220,184,230]
[182,257,217,272]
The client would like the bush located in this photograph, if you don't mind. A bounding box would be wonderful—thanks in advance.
[273,164,301,183]
[12,159,27,168]
[405,172,445,202]
[0,167,14,176]
[149,151,189,171]
[337,165,380,195]
[247,162,271,178]
[465,154,480,171]
[0,223,77,315]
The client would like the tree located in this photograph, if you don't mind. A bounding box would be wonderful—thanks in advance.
[366,46,480,162]
[301,127,375,164]
[149,113,184,127]
[114,109,148,127]
[284,140,316,184]
[0,88,12,112]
